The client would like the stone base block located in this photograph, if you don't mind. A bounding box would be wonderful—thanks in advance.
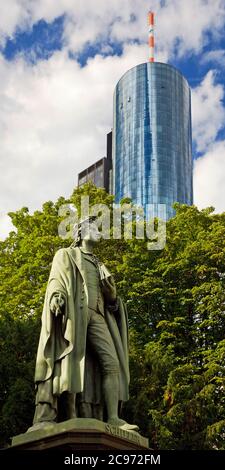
[11,418,149,451]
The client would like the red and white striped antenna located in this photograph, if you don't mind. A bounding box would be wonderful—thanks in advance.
[148,11,154,62]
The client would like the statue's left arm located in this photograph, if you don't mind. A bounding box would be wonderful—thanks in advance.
[101,275,119,310]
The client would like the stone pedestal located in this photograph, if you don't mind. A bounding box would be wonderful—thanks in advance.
[11,418,149,451]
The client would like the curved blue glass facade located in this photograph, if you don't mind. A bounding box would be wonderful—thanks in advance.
[113,62,193,219]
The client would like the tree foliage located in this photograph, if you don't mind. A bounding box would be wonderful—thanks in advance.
[0,184,225,449]
[121,204,225,449]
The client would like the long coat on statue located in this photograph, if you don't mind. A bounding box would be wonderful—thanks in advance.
[34,247,130,413]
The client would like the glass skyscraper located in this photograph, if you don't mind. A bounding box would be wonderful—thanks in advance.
[113,62,193,219]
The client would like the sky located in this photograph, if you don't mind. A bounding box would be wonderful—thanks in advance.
[0,0,225,238]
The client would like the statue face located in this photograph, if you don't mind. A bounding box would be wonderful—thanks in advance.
[82,221,101,243]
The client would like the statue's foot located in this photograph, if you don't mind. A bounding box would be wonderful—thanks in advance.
[27,421,56,433]
[107,418,139,432]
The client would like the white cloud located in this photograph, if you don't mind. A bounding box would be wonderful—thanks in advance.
[191,71,225,153]
[192,72,225,212]
[32,0,225,63]
[0,1,225,61]
[0,213,14,240]
[0,43,147,225]
[0,1,30,45]
[201,49,225,67]
[155,0,225,59]
[194,140,225,213]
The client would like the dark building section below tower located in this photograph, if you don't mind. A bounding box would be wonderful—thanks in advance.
[78,157,107,189]
[78,131,112,192]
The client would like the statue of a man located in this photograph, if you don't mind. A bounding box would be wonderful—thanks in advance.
[31,216,138,432]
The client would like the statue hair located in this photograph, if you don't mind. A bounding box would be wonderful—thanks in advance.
[70,216,97,248]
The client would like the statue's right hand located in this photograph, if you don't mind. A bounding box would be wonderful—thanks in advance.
[50,293,65,316]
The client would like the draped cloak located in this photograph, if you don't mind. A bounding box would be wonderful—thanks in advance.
[34,247,130,409]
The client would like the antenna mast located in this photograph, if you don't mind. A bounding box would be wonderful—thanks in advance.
[148,11,154,62]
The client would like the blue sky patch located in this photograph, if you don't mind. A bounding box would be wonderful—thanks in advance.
[72,39,124,67]
[2,16,65,63]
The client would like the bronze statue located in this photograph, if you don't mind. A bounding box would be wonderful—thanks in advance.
[30,216,138,432]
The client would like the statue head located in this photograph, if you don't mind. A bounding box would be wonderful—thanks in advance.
[73,216,101,246]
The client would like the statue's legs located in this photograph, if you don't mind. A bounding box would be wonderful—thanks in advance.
[58,391,76,421]
[87,310,139,431]
[87,311,121,422]
[78,402,92,418]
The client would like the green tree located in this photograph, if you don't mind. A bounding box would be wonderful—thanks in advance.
[1,186,225,450]
[0,198,68,445]
[0,183,118,445]
[121,204,225,449]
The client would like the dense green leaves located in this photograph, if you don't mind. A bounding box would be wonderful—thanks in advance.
[120,204,225,449]
[0,186,225,449]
